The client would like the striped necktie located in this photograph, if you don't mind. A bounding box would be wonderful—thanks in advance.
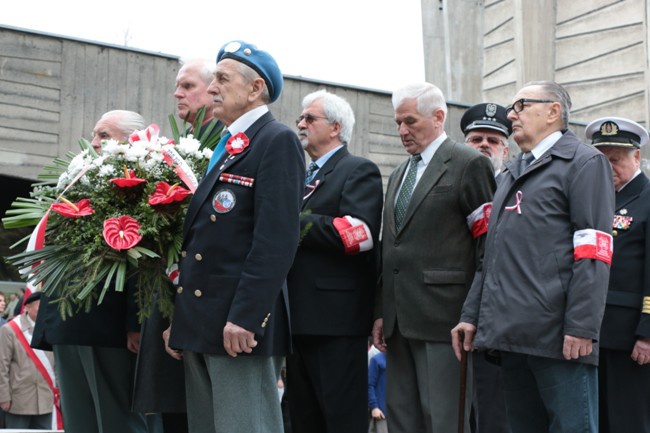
[394,154,422,230]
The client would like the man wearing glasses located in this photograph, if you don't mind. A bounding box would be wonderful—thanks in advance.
[461,102,512,181]
[452,81,614,433]
[287,89,383,433]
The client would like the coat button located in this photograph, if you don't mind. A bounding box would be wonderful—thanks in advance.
[194,289,202,297]
[612,230,618,237]
[393,269,399,274]
[210,214,217,222]
[195,253,203,261]
[181,251,187,257]
[177,286,183,294]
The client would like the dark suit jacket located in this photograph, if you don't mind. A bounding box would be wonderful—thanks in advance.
[31,288,139,350]
[287,146,383,336]
[378,138,496,342]
[600,172,650,351]
[169,111,304,356]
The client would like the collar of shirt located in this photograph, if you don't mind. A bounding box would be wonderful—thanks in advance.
[617,169,642,192]
[530,130,563,160]
[226,105,269,136]
[310,144,344,176]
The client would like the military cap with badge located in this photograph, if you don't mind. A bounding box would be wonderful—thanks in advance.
[585,116,650,247]
[460,102,513,137]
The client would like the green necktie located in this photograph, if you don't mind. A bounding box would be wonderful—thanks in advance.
[394,154,422,230]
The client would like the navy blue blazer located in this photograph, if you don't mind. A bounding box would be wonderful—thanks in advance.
[169,111,304,356]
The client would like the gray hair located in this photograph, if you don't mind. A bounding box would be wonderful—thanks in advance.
[179,58,216,85]
[524,80,572,128]
[302,89,355,144]
[235,62,271,103]
[391,82,448,118]
[100,110,146,140]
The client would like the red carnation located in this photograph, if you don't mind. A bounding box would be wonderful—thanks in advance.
[51,198,95,218]
[148,182,191,205]
[110,167,145,188]
[103,216,142,250]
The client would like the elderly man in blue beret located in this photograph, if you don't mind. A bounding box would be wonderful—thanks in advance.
[164,40,304,433]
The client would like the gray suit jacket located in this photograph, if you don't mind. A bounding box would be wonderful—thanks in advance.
[378,137,495,342]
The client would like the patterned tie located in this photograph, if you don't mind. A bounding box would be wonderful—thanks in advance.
[519,152,534,174]
[207,130,232,172]
[305,161,319,186]
[394,154,422,230]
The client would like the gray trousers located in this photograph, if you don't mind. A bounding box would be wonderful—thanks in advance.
[184,351,283,433]
[386,327,472,433]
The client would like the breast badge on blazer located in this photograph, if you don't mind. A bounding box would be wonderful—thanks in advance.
[212,189,236,214]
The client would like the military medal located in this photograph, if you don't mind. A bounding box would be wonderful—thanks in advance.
[613,214,633,230]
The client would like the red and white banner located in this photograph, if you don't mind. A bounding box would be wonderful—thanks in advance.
[573,228,613,265]
[466,202,492,238]
[333,216,373,255]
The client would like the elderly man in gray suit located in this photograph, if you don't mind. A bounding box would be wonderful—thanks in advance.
[372,82,496,433]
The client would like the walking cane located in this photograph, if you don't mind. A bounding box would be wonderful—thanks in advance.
[457,337,468,433]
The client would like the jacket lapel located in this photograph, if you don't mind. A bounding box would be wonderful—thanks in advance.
[183,112,275,237]
[302,147,348,209]
[396,138,452,234]
[616,173,649,211]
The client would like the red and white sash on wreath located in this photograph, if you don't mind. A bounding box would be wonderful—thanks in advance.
[8,317,63,430]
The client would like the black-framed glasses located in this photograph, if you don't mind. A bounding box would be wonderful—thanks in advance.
[296,113,329,126]
[505,98,556,115]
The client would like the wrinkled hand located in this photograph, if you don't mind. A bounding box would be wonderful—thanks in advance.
[371,408,385,420]
[372,319,387,353]
[127,331,141,354]
[0,401,10,412]
[163,324,183,361]
[563,335,592,360]
[223,321,257,358]
[631,337,650,365]
[451,322,476,361]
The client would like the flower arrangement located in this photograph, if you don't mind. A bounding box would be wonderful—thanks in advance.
[3,121,214,322]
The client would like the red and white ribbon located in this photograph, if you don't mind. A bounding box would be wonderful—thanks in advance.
[167,263,180,285]
[466,202,492,238]
[332,216,373,255]
[505,190,523,214]
[573,228,613,265]
[162,144,199,193]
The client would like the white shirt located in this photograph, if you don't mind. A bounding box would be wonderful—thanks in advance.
[530,131,563,162]
[226,105,269,137]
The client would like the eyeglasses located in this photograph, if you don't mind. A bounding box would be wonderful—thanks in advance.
[296,113,329,126]
[505,98,556,115]
[466,135,505,146]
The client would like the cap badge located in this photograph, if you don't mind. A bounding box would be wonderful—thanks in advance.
[224,41,241,53]
[212,189,236,214]
[485,104,497,117]
[600,121,619,136]
[243,48,252,56]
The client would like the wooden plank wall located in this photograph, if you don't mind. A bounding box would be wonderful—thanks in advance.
[0,26,180,180]
[0,25,557,191]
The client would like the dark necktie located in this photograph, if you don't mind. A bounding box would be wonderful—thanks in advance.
[520,152,534,174]
[305,161,319,186]
[207,130,232,172]
[394,154,422,230]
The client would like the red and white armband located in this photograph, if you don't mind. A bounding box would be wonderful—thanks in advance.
[573,228,613,265]
[333,216,373,255]
[466,202,492,238]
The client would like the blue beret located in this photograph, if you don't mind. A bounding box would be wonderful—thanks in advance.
[217,40,283,103]
[460,103,512,137]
